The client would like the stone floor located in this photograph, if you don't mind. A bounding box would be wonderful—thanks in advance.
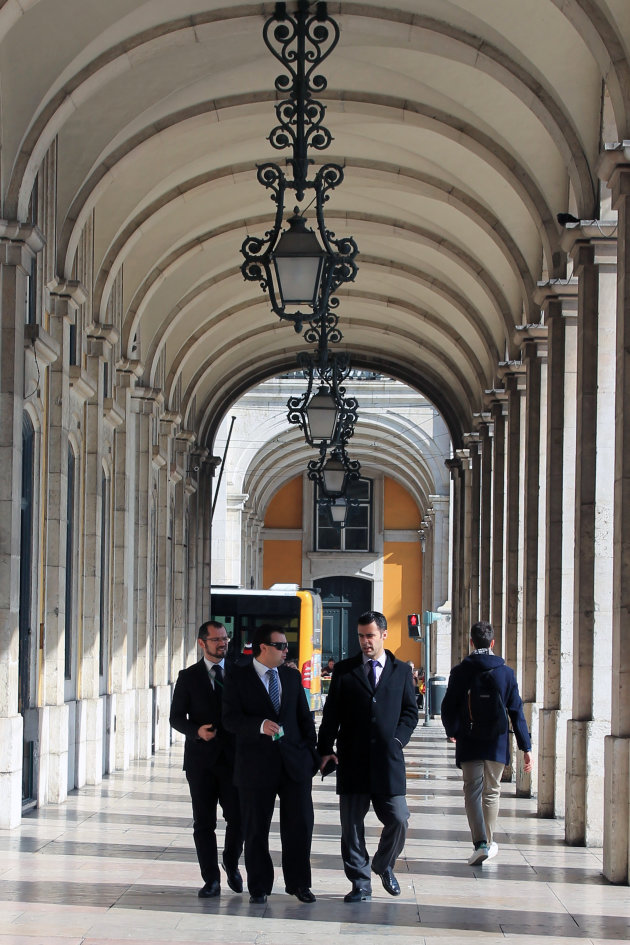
[0,726,627,945]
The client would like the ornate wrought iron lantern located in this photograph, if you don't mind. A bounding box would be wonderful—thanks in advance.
[240,1,358,334]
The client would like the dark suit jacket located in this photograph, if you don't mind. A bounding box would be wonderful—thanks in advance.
[169,659,234,773]
[440,652,531,767]
[317,650,418,795]
[222,661,318,787]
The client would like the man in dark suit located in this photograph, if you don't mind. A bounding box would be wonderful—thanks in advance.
[169,620,243,898]
[223,624,318,905]
[318,611,418,902]
[440,620,532,865]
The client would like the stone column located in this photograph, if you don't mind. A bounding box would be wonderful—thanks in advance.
[486,391,507,652]
[562,228,617,847]
[534,281,578,819]
[464,434,481,625]
[39,280,86,804]
[477,417,493,622]
[600,155,630,882]
[445,457,463,663]
[129,386,160,761]
[76,323,120,787]
[515,327,548,797]
[153,411,179,752]
[0,223,44,825]
[110,360,141,770]
[459,448,473,659]
[428,494,451,676]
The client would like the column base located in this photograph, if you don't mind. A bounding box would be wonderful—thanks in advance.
[154,684,173,752]
[566,718,608,846]
[75,697,104,787]
[603,735,630,883]
[37,704,69,806]
[538,708,569,817]
[134,688,153,760]
[114,691,134,771]
[516,701,538,797]
[0,715,23,827]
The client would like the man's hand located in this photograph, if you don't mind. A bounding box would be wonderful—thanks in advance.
[262,719,281,737]
[197,724,216,741]
[522,750,533,773]
[319,753,338,771]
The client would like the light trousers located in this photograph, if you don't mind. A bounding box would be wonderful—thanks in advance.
[460,759,505,845]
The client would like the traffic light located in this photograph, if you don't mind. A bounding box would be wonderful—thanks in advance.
[407,613,421,639]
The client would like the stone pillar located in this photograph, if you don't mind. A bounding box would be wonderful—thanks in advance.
[601,155,630,882]
[153,411,179,752]
[445,457,463,663]
[477,418,492,622]
[226,493,249,586]
[129,387,159,761]
[515,327,548,797]
[464,434,481,625]
[486,391,507,652]
[39,280,86,804]
[0,223,44,825]
[562,228,617,847]
[534,281,578,819]
[455,449,472,662]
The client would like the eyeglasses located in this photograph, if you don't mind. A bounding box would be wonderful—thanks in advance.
[266,641,289,651]
[206,637,229,644]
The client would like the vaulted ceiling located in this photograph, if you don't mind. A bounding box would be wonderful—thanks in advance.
[3,0,629,447]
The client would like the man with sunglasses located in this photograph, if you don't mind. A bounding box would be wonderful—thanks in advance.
[169,620,243,898]
[223,624,319,905]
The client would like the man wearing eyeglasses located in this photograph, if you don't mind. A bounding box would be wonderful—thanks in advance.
[223,624,319,905]
[169,621,243,899]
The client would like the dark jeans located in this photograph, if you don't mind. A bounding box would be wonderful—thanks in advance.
[186,761,243,885]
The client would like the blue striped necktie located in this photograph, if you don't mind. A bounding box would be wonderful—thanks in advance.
[267,668,280,713]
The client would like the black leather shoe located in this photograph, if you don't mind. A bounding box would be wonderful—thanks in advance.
[222,862,243,893]
[285,886,316,903]
[343,886,372,902]
[249,893,267,904]
[374,865,400,896]
[198,880,220,898]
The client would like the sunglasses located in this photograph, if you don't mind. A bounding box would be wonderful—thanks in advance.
[266,641,289,650]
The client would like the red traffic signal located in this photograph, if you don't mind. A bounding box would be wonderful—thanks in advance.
[407,613,421,638]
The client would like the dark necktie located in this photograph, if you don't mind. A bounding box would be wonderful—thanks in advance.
[267,668,281,713]
[213,664,224,692]
[367,659,377,689]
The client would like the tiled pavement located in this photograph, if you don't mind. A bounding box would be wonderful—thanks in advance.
[0,725,627,944]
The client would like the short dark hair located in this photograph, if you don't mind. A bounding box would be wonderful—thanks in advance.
[470,621,494,649]
[252,624,284,657]
[198,620,225,643]
[358,611,387,632]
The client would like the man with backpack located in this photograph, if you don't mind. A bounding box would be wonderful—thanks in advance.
[441,621,532,865]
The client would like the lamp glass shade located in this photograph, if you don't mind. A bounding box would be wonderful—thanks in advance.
[322,457,346,495]
[329,498,347,524]
[272,213,326,305]
[305,386,338,443]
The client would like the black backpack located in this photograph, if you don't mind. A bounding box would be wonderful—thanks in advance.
[460,666,509,740]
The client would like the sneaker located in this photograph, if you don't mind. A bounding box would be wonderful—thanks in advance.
[486,841,498,860]
[467,842,489,865]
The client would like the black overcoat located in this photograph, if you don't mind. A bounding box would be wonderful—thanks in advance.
[317,650,418,795]
[169,658,235,773]
[222,661,318,787]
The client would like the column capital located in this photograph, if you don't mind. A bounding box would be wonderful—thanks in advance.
[596,141,630,192]
[130,386,163,413]
[86,323,119,358]
[497,361,527,391]
[532,278,578,318]
[0,220,45,259]
[514,324,548,361]
[444,456,462,476]
[559,222,618,262]
[47,278,87,307]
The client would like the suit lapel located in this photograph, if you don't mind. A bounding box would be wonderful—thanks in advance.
[378,654,394,688]
[351,655,373,694]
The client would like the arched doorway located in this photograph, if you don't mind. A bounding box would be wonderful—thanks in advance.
[315,576,372,663]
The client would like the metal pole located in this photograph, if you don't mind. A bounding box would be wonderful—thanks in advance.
[211,416,236,523]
